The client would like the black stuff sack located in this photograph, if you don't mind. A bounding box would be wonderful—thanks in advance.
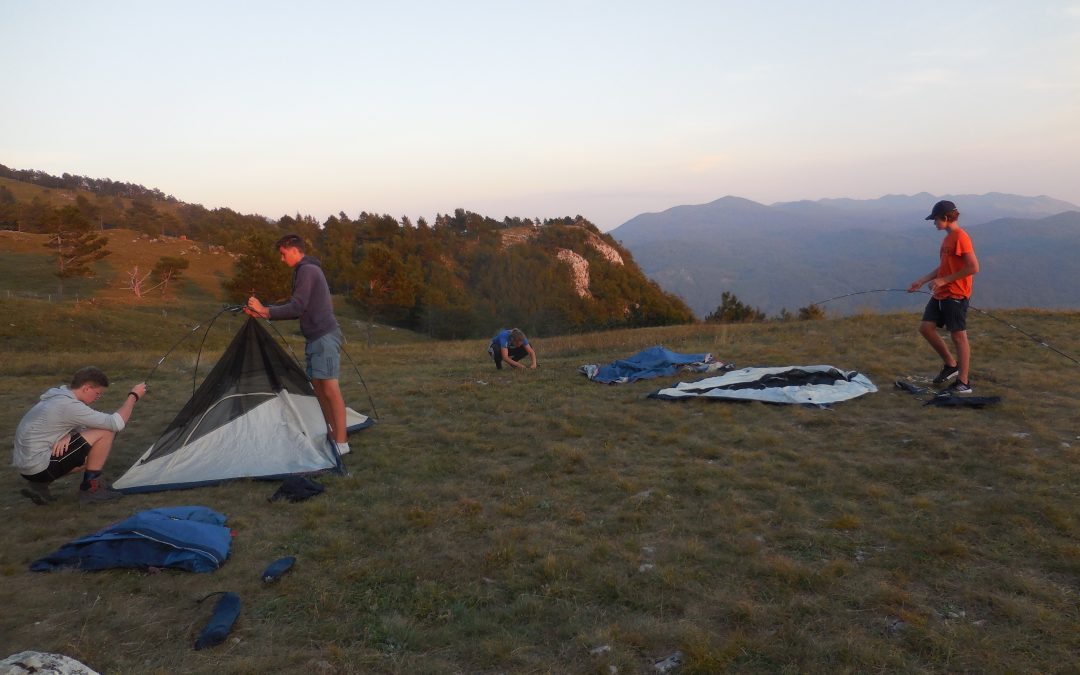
[269,476,325,503]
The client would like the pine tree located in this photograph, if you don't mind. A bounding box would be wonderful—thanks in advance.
[798,304,826,320]
[152,255,191,296]
[0,185,17,229]
[223,230,292,304]
[705,291,765,323]
[42,205,110,295]
[351,243,423,345]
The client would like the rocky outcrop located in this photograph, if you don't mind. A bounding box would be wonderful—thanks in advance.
[585,232,623,266]
[556,248,592,298]
[498,225,626,299]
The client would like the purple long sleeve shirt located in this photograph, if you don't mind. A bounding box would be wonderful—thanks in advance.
[267,256,339,341]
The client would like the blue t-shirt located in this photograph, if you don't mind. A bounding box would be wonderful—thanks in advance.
[492,329,528,349]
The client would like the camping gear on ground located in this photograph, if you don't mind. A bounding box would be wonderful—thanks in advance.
[269,476,325,503]
[30,506,232,573]
[895,378,1002,407]
[894,379,932,395]
[114,318,372,494]
[579,345,732,384]
[925,394,1002,408]
[261,556,296,582]
[194,592,241,650]
[649,365,876,406]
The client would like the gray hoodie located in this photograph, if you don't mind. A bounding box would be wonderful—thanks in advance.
[13,386,125,475]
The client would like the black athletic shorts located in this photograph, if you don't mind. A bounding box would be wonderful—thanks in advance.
[21,432,91,483]
[489,342,528,369]
[921,297,969,332]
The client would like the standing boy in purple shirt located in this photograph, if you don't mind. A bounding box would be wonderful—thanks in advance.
[246,234,349,455]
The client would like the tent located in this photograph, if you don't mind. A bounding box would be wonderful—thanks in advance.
[648,365,876,406]
[114,318,372,494]
[579,345,731,384]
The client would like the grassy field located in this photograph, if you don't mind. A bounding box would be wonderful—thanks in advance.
[1,282,1078,673]
[0,229,237,303]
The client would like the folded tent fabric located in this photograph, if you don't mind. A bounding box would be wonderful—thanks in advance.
[30,506,232,573]
[649,365,877,405]
[580,345,721,384]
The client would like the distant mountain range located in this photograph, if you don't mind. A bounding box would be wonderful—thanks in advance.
[610,193,1080,316]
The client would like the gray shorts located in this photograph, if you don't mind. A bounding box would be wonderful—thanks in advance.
[306,329,342,380]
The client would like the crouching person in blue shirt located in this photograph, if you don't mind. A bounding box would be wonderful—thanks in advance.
[14,366,146,504]
[488,328,537,370]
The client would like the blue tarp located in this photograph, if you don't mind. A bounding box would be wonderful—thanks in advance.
[579,345,723,384]
[31,506,232,573]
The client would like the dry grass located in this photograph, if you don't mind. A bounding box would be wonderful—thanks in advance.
[1,292,1079,673]
[0,228,236,303]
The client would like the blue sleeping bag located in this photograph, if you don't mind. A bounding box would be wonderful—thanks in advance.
[580,345,717,384]
[31,506,232,573]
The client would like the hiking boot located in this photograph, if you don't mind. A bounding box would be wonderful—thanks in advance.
[932,364,959,384]
[21,481,56,505]
[941,380,973,395]
[79,477,124,503]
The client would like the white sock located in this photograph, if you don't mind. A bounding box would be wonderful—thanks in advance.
[335,441,350,454]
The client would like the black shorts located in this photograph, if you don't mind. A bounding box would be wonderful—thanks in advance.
[489,342,528,369]
[921,297,969,332]
[21,432,92,483]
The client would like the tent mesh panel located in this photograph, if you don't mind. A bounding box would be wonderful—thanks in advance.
[142,318,313,462]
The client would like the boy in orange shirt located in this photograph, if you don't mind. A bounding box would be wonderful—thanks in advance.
[908,200,980,394]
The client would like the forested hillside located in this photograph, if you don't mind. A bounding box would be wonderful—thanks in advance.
[0,165,273,249]
[0,165,692,339]
[223,210,693,339]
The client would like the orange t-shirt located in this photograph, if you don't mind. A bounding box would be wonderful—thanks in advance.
[935,227,975,299]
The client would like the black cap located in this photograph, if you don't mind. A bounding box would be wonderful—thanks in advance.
[925,200,957,220]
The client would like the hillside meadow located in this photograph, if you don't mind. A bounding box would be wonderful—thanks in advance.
[1,276,1078,673]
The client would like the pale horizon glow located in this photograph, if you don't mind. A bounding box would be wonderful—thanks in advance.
[3,1,1079,231]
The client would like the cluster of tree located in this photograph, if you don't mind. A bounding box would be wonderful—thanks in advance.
[227,209,694,339]
[0,164,178,202]
[1,187,272,247]
[706,291,825,323]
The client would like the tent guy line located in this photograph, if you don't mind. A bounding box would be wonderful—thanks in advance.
[810,289,1079,367]
[144,304,244,389]
[341,346,380,422]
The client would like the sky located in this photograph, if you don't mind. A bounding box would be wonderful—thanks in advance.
[3,1,1079,231]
